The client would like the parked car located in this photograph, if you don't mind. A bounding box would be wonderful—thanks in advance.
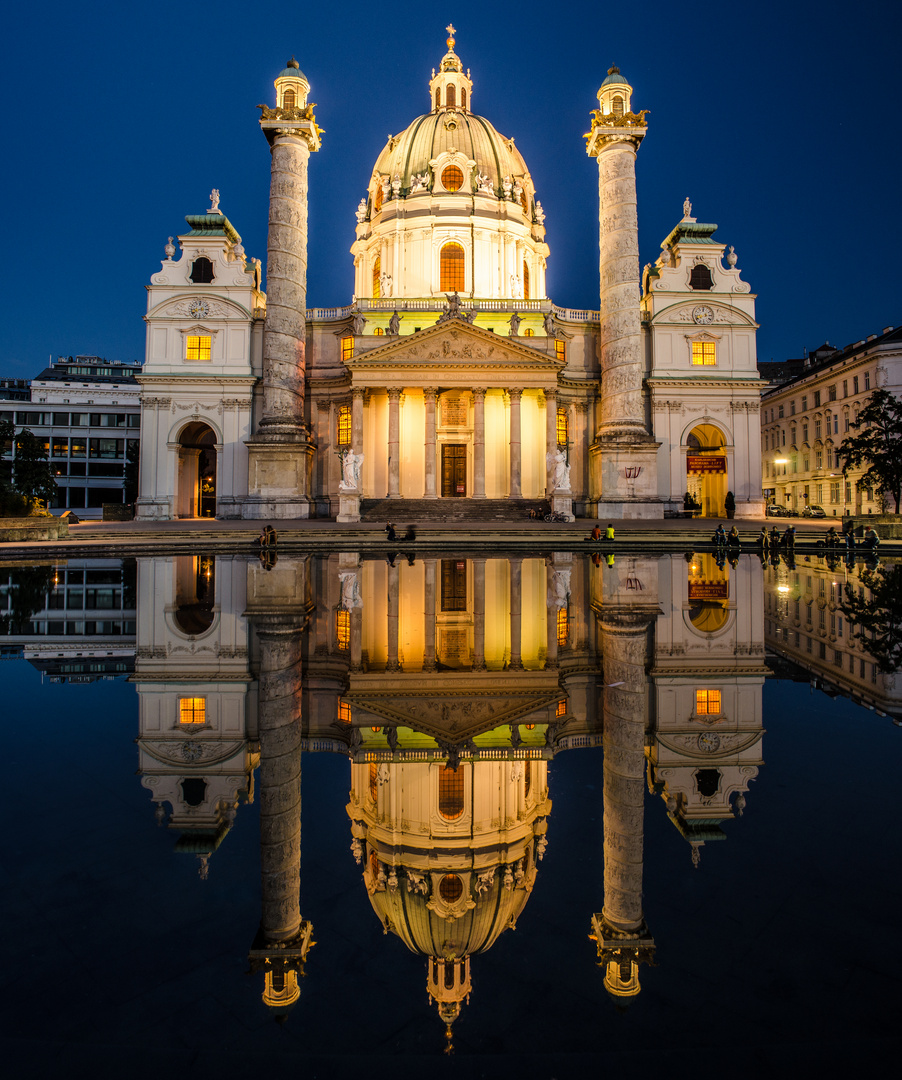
[766,504,789,516]
[802,505,827,518]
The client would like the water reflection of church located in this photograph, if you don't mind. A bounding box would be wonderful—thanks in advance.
[133,550,767,1034]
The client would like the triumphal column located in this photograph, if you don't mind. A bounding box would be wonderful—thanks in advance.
[246,58,322,519]
[586,67,660,518]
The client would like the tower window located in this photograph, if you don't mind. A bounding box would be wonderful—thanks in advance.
[446,84,456,108]
[522,261,530,299]
[612,94,624,118]
[341,336,354,362]
[435,87,440,110]
[556,606,569,646]
[373,184,383,214]
[179,697,206,724]
[440,243,465,292]
[554,340,566,363]
[523,328,534,337]
[180,778,207,807]
[523,760,532,797]
[460,87,467,110]
[337,404,351,444]
[189,257,214,284]
[691,341,716,366]
[282,88,296,110]
[186,336,212,361]
[337,697,351,723]
[439,873,463,902]
[438,763,464,820]
[372,255,381,298]
[695,689,722,714]
[441,165,464,192]
[689,264,713,290]
[369,762,378,802]
[556,406,569,445]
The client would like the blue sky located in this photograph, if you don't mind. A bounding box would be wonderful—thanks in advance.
[1,1,898,378]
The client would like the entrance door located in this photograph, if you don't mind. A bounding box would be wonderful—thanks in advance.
[441,445,467,497]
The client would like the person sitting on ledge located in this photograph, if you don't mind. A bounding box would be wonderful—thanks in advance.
[385,522,397,542]
[584,524,601,542]
[605,524,615,541]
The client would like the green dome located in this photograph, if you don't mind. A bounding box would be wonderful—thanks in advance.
[601,65,629,86]
[278,57,306,80]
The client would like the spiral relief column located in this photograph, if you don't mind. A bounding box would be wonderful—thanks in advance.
[585,67,660,519]
[246,58,322,519]
[247,616,313,1012]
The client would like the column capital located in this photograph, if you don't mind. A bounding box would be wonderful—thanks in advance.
[387,388,402,403]
[351,386,366,400]
[423,386,438,401]
[544,387,558,402]
[508,386,523,401]
[574,400,589,414]
[472,386,487,400]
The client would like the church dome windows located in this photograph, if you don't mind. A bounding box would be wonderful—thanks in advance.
[440,243,465,292]
[435,87,441,110]
[522,261,530,300]
[282,88,296,111]
[190,257,214,284]
[372,255,381,297]
[438,763,464,820]
[612,94,624,119]
[691,339,716,366]
[439,874,464,902]
[441,164,464,191]
[446,84,456,108]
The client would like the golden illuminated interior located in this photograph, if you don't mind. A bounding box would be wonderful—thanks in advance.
[340,337,354,362]
[438,764,464,820]
[440,243,465,292]
[336,609,350,650]
[179,697,206,724]
[185,335,211,361]
[554,339,566,362]
[441,165,464,191]
[556,607,569,646]
[556,407,568,446]
[337,404,351,445]
[337,697,351,723]
[691,341,716,366]
[695,689,722,714]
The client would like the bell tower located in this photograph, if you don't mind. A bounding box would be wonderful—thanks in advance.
[586,67,661,518]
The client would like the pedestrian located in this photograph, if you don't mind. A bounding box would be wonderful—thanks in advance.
[783,525,795,551]
[843,522,856,553]
[605,523,615,541]
[770,525,780,550]
[588,524,601,542]
[727,525,741,551]
[864,525,879,551]
[385,522,397,542]
[713,524,726,548]
[266,524,277,547]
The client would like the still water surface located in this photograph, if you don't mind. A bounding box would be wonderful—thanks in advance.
[1,552,899,1075]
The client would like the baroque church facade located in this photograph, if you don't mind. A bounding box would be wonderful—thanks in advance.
[136,31,764,522]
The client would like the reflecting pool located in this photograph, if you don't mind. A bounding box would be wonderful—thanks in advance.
[1,552,899,1074]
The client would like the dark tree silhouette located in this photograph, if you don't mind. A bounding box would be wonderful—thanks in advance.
[838,388,902,513]
[839,563,902,673]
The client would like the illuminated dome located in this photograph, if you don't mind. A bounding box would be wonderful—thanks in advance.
[351,29,549,302]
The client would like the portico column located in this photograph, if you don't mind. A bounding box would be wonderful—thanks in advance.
[387,561,400,670]
[424,558,436,670]
[387,389,401,497]
[473,557,486,670]
[573,401,588,499]
[545,559,559,669]
[424,387,437,499]
[509,556,523,670]
[545,388,559,496]
[473,387,487,499]
[509,388,522,498]
[351,387,365,458]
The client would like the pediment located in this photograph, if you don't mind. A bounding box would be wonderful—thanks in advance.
[346,317,564,375]
[345,688,560,741]
[147,294,253,320]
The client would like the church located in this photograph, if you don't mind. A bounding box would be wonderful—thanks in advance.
[135,30,764,522]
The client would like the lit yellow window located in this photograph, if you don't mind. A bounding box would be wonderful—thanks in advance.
[440,243,465,292]
[372,255,381,296]
[522,260,530,298]
[441,165,464,191]
[282,88,296,110]
[556,406,569,445]
[696,689,722,714]
[336,608,350,650]
[186,335,211,361]
[556,607,569,646]
[523,327,534,337]
[556,698,567,717]
[554,339,566,362]
[337,405,351,445]
[373,327,384,336]
[438,764,464,820]
[337,697,351,724]
[341,336,354,362]
[179,697,206,724]
[691,341,716,366]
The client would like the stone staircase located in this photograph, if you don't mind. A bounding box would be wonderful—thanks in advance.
[360,498,544,524]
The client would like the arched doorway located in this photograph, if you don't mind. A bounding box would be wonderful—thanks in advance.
[174,555,216,634]
[686,424,727,518]
[177,422,216,518]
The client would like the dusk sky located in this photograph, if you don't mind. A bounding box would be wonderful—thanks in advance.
[2,1,899,379]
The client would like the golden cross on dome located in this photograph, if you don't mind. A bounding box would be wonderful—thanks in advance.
[446,24,456,48]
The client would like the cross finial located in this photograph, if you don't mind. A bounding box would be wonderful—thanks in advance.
[446,23,456,47]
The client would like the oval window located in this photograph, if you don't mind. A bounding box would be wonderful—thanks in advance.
[441,165,464,192]
[439,874,463,902]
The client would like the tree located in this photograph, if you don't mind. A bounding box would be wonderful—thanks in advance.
[123,439,140,504]
[12,428,57,508]
[839,563,902,673]
[838,387,902,513]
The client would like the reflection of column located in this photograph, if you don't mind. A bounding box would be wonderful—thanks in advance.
[387,562,400,671]
[350,607,363,672]
[387,389,401,497]
[545,388,558,496]
[509,388,522,498]
[545,561,558,669]
[573,402,588,499]
[473,557,486,670]
[509,557,522,670]
[424,387,437,499]
[424,559,436,670]
[248,618,313,1010]
[473,387,486,499]
[591,612,655,999]
[351,388,365,458]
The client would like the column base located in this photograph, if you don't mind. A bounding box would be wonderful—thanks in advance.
[245,438,315,519]
[588,434,662,519]
[337,492,361,522]
[551,494,574,521]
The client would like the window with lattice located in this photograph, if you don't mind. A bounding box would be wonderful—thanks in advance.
[369,762,378,802]
[335,608,350,650]
[337,404,351,445]
[179,697,206,724]
[446,84,456,108]
[186,335,211,361]
[691,341,716,366]
[441,165,464,191]
[612,94,624,118]
[695,689,722,714]
[189,257,214,284]
[556,407,569,445]
[556,698,567,717]
[372,255,381,297]
[522,261,530,299]
[438,764,464,819]
[337,697,351,724]
[341,337,354,362]
[282,88,296,110]
[556,607,569,646]
[554,339,566,363]
[689,264,713,290]
[441,559,467,612]
[440,243,465,292]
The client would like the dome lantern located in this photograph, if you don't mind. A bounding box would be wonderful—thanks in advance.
[274,56,310,113]
[596,64,632,119]
[429,25,473,113]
